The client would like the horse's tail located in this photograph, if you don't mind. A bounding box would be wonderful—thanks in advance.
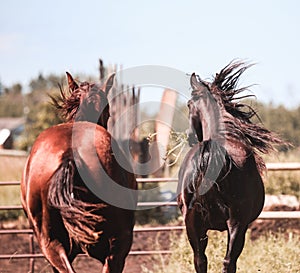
[48,153,106,245]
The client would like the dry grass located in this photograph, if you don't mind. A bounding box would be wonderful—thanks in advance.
[0,154,27,181]
[0,154,26,207]
[262,150,300,198]
[0,154,27,219]
[142,231,300,273]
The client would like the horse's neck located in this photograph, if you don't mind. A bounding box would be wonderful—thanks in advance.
[201,111,251,167]
[199,109,223,142]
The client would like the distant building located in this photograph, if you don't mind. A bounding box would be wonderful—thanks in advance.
[0,117,25,149]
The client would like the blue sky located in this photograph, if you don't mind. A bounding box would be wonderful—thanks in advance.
[1,0,300,108]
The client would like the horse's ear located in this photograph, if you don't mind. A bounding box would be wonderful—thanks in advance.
[190,73,207,91]
[190,73,200,90]
[104,73,115,95]
[66,72,79,92]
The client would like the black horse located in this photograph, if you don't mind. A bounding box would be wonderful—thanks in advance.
[177,61,282,273]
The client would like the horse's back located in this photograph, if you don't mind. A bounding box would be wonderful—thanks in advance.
[21,121,137,217]
[23,121,134,182]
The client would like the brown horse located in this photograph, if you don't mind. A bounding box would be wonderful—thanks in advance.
[21,73,137,273]
[177,61,282,273]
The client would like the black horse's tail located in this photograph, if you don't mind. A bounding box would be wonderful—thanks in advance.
[48,153,106,245]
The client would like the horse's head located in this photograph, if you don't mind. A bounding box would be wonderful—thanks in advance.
[187,72,227,146]
[188,61,284,164]
[187,73,213,146]
[53,73,115,129]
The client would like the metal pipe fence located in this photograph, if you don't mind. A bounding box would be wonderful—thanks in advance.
[0,162,299,271]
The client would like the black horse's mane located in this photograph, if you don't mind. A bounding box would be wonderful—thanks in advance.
[196,61,284,171]
[212,61,256,122]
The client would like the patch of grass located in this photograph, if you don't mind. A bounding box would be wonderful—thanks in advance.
[0,185,22,220]
[265,171,300,198]
[263,149,300,163]
[262,150,300,198]
[142,231,300,273]
[0,185,21,205]
[238,233,300,273]
[0,154,26,220]
[0,154,27,181]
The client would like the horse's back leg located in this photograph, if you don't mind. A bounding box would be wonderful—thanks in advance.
[37,224,77,273]
[28,198,77,273]
[102,255,126,273]
[185,209,208,273]
[223,220,248,273]
[50,252,77,273]
[102,231,133,273]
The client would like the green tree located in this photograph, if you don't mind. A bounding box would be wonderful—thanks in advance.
[242,100,300,151]
[16,73,67,150]
[18,100,62,150]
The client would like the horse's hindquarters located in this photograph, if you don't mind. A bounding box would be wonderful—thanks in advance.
[21,122,137,272]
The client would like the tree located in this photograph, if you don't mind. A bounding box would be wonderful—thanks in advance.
[0,83,24,117]
[12,73,67,149]
[18,99,62,150]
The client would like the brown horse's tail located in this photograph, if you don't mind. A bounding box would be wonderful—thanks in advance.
[48,154,106,245]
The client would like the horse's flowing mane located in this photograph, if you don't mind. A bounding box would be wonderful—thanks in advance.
[210,61,284,170]
[51,81,94,122]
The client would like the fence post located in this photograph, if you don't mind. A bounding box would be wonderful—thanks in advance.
[29,233,35,273]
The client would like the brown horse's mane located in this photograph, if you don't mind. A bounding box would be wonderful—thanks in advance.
[51,81,105,123]
[195,61,284,171]
[51,81,92,122]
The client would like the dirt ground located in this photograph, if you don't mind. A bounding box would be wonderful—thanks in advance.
[0,226,179,273]
[0,205,299,273]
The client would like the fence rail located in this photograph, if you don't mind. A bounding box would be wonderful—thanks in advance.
[265,162,300,171]
[0,162,299,271]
